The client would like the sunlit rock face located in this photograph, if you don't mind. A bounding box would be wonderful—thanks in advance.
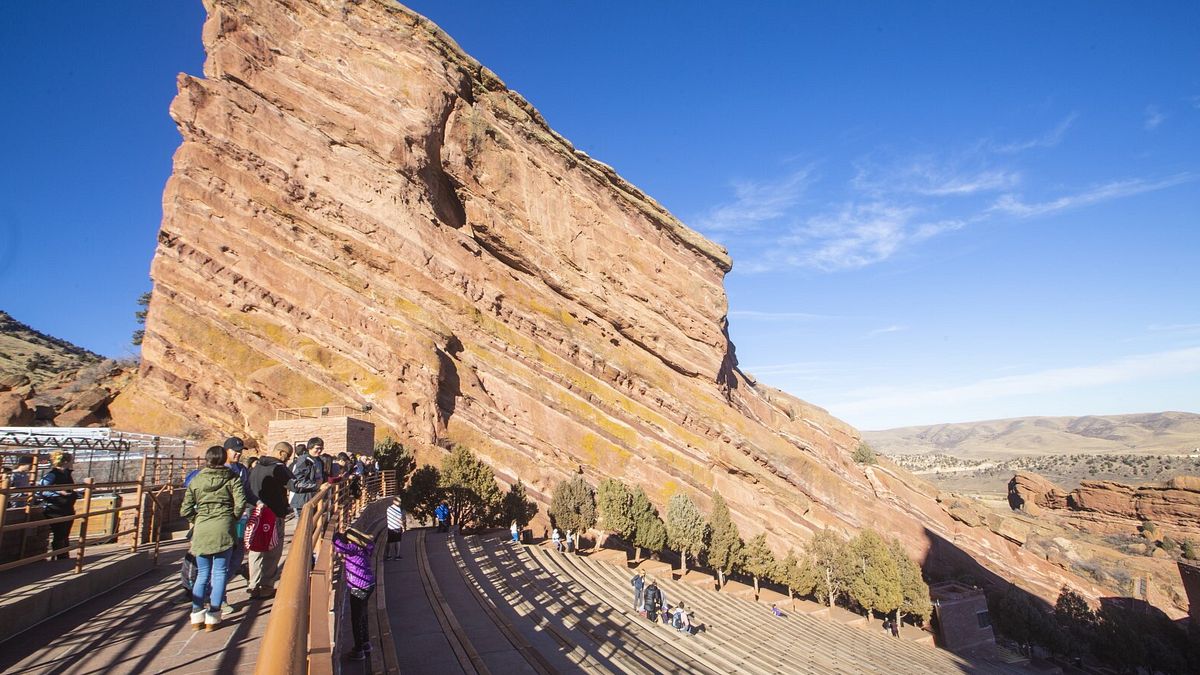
[142,0,1112,607]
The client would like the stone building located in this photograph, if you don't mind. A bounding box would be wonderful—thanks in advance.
[265,405,375,458]
[930,581,995,651]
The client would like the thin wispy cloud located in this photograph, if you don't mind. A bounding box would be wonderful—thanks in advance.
[696,169,813,232]
[1144,105,1166,130]
[990,113,1078,153]
[854,159,1020,197]
[867,324,907,337]
[831,346,1200,420]
[990,173,1195,218]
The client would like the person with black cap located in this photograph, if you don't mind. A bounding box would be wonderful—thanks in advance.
[223,437,254,580]
[289,439,324,510]
[247,441,295,598]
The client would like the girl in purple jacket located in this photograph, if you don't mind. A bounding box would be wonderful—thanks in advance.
[333,527,376,661]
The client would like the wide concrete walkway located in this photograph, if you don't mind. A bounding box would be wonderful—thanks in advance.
[0,533,287,674]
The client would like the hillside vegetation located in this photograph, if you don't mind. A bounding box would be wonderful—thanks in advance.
[0,310,103,386]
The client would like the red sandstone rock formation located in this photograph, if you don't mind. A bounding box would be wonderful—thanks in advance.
[1010,471,1200,540]
[140,0,1117,608]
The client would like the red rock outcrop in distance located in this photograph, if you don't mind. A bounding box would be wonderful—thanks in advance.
[1011,472,1200,540]
[141,0,1111,606]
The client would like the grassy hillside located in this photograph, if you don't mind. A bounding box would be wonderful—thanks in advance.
[0,310,103,386]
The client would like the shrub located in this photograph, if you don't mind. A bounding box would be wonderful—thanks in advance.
[852,443,877,465]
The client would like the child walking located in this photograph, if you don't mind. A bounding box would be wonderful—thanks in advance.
[333,527,376,661]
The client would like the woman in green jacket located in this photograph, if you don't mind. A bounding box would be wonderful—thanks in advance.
[182,445,247,630]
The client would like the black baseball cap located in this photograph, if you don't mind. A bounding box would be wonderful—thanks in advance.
[223,437,246,453]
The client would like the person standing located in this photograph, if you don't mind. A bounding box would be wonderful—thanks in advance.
[309,437,333,483]
[10,455,34,507]
[551,527,562,552]
[510,520,520,543]
[182,445,247,631]
[223,437,254,580]
[247,442,294,598]
[289,442,324,511]
[630,570,646,610]
[333,527,376,661]
[434,501,450,533]
[38,451,78,559]
[385,497,405,560]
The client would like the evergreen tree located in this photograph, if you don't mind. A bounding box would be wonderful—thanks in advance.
[848,529,903,620]
[801,528,853,609]
[775,549,811,611]
[629,487,667,559]
[887,538,931,627]
[549,475,596,543]
[404,465,442,522]
[851,442,877,465]
[666,492,708,575]
[132,290,151,346]
[743,533,777,599]
[597,478,635,540]
[501,479,539,531]
[707,493,744,588]
[374,437,417,486]
[1182,539,1198,560]
[1054,586,1097,659]
[439,445,503,530]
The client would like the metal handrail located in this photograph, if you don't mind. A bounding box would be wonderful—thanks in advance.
[0,455,202,575]
[255,471,392,675]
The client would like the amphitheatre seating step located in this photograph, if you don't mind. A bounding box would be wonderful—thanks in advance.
[469,533,715,674]
[513,539,1022,675]
[534,548,761,674]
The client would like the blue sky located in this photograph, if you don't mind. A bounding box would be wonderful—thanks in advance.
[1,2,1197,430]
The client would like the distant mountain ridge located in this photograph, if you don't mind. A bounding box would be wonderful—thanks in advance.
[865,411,1200,458]
[0,310,102,386]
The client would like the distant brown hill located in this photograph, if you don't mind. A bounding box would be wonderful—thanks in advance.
[865,412,1200,458]
[0,310,102,387]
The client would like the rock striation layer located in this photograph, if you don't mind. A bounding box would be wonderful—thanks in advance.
[142,0,1111,606]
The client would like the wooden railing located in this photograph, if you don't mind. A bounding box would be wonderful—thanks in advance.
[0,456,201,574]
[256,470,394,675]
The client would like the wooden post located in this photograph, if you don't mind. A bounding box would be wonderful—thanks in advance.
[131,455,148,551]
[75,478,95,574]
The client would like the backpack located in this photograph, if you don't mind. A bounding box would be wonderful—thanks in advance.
[645,585,661,610]
[244,502,282,552]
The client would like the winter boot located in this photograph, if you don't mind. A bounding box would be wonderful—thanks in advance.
[204,610,222,632]
[190,609,206,630]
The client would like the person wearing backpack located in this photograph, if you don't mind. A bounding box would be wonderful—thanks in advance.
[247,441,294,598]
[289,442,324,511]
[643,579,662,621]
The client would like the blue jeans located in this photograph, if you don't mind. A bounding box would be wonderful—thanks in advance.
[192,549,232,612]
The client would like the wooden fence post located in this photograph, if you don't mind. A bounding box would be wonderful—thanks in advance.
[75,478,95,574]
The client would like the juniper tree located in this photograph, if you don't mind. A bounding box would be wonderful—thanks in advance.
[775,549,811,611]
[1054,586,1097,659]
[439,445,504,530]
[374,437,416,486]
[404,465,442,523]
[550,475,596,543]
[848,529,902,621]
[597,478,635,540]
[501,479,539,531]
[629,487,667,560]
[851,442,877,465]
[666,492,708,575]
[743,533,777,599]
[802,528,853,609]
[132,290,151,346]
[888,538,932,627]
[707,493,744,588]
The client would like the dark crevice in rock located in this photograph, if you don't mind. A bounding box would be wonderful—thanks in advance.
[421,94,466,229]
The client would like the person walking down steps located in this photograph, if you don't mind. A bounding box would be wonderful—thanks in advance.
[333,527,377,661]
